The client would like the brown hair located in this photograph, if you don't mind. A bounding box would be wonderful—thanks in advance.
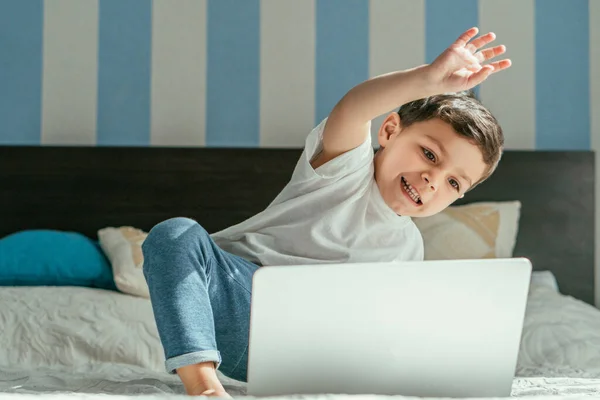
[397,90,504,188]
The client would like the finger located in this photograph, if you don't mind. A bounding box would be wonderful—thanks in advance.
[487,59,512,73]
[476,45,506,63]
[454,27,479,47]
[466,32,496,53]
[463,63,483,73]
[467,65,494,86]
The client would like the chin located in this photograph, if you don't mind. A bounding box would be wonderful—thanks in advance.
[392,205,421,218]
[401,209,425,218]
[415,208,446,218]
[394,203,434,217]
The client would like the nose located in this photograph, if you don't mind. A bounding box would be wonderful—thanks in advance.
[422,171,439,191]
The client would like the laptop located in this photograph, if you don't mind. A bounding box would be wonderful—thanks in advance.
[246,258,532,398]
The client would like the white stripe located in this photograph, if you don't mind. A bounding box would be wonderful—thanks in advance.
[150,0,206,146]
[41,0,98,145]
[369,0,425,146]
[590,0,600,306]
[259,0,315,148]
[478,0,535,150]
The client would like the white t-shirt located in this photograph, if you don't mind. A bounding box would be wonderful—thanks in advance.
[210,118,424,266]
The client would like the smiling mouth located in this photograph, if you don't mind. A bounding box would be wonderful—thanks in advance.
[401,177,422,205]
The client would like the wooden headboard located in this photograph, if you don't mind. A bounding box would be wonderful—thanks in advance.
[0,146,595,305]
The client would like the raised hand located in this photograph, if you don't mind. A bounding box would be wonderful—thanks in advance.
[426,27,512,93]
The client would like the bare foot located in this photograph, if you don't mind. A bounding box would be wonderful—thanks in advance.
[196,388,232,398]
[177,362,231,397]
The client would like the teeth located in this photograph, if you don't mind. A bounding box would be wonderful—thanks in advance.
[402,178,421,204]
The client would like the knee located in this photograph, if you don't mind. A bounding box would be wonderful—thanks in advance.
[142,217,209,260]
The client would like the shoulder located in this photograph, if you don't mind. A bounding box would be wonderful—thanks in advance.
[389,218,424,262]
[307,118,373,172]
[292,118,374,183]
[405,219,425,261]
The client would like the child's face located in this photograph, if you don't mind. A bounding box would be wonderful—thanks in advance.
[374,113,487,218]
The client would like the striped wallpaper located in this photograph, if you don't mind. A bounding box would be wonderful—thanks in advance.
[0,0,598,150]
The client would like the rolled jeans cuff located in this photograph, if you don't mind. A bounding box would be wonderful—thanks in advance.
[165,350,222,374]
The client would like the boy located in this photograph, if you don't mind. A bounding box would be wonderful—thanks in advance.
[142,27,511,397]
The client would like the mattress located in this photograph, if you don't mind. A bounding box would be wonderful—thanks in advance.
[1,273,600,399]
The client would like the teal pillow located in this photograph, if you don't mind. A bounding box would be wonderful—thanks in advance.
[0,230,117,290]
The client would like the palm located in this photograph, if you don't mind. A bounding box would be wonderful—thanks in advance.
[429,27,512,92]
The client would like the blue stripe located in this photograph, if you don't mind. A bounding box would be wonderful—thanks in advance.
[315,0,369,124]
[425,0,479,96]
[206,0,260,147]
[0,0,43,145]
[535,0,590,150]
[97,0,152,146]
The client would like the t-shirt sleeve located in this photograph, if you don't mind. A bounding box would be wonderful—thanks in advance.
[412,228,425,261]
[291,117,374,182]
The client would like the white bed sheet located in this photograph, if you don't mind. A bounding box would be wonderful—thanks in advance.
[2,365,600,399]
[1,274,600,399]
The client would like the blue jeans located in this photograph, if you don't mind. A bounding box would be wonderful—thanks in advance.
[142,217,259,382]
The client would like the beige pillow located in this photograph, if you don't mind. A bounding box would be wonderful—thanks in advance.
[412,201,521,260]
[98,226,149,298]
[98,202,520,297]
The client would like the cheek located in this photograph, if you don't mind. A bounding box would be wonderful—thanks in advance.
[428,189,460,208]
[441,193,462,210]
[392,149,425,171]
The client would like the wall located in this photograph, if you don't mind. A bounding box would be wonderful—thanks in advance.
[1,0,597,149]
[1,0,599,301]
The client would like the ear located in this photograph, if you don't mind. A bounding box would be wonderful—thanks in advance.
[377,112,402,148]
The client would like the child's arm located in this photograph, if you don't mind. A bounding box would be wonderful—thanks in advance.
[313,27,511,169]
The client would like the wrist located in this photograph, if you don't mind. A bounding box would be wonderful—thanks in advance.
[409,64,439,98]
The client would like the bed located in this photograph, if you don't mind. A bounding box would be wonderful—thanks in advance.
[0,145,599,399]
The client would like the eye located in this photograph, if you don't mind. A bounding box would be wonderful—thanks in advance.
[422,147,436,162]
[449,178,460,191]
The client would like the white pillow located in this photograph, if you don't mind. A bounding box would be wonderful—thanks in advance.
[517,283,600,373]
[98,226,149,298]
[413,201,521,260]
[530,270,560,292]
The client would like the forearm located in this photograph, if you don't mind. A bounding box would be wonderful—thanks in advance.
[315,64,436,162]
[332,64,435,125]
[316,27,508,166]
